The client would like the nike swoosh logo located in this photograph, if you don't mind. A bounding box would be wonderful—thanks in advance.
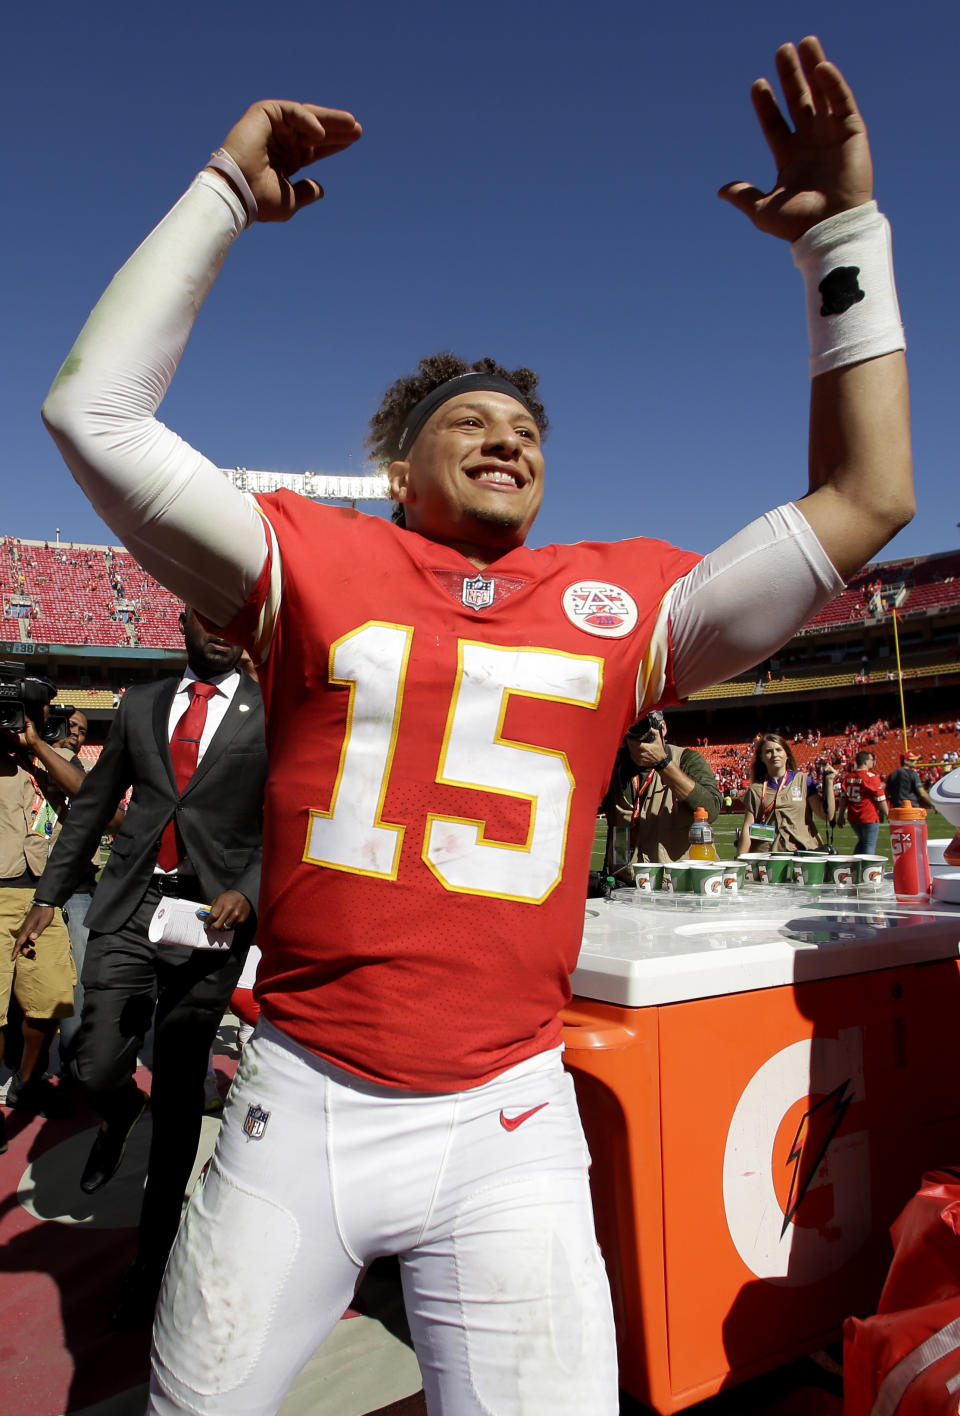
[499,1103,549,1132]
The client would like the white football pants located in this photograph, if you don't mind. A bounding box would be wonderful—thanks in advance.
[149,1019,618,1415]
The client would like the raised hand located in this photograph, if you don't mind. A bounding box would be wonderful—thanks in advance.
[213,101,362,223]
[719,36,873,242]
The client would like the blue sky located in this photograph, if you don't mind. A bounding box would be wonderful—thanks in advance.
[2,1,955,565]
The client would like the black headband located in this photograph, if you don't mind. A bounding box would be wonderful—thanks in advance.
[396,372,534,456]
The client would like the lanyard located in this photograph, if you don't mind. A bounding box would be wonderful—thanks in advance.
[630,771,658,820]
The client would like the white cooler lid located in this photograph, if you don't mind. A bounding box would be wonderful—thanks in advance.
[571,892,960,1007]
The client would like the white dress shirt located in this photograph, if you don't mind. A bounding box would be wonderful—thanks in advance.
[158,666,241,875]
[164,666,241,762]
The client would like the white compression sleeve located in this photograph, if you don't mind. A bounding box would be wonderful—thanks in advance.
[41,172,268,627]
[662,502,845,703]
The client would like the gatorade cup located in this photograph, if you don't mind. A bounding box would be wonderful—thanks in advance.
[889,804,932,901]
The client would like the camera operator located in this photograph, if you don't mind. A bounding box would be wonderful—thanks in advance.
[20,709,125,1070]
[603,710,722,871]
[20,710,87,811]
[0,689,76,1142]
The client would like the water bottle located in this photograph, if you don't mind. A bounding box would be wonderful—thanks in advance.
[889,804,931,900]
[688,807,719,861]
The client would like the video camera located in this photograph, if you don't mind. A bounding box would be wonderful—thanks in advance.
[45,704,79,742]
[0,660,68,742]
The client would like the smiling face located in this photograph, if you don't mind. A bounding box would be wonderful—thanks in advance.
[760,736,789,779]
[388,391,544,564]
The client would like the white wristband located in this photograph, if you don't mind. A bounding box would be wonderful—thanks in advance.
[792,201,905,378]
[205,148,258,228]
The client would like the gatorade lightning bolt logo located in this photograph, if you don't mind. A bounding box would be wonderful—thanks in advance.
[723,1033,869,1285]
[781,1080,854,1237]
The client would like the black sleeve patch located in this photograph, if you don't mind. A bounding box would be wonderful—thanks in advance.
[819,266,865,316]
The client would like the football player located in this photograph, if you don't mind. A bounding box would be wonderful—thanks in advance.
[37,36,911,1416]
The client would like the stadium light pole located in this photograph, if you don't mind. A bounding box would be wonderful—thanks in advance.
[891,607,910,753]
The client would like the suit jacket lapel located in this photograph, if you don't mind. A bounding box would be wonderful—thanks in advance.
[182,675,261,797]
[153,678,182,792]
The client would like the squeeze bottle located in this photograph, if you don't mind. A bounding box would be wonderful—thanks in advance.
[889,804,931,900]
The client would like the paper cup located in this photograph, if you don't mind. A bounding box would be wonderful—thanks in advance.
[824,855,859,888]
[791,854,829,885]
[855,855,886,887]
[737,853,764,883]
[721,862,747,894]
[753,854,793,884]
[661,862,691,893]
[634,862,665,893]
[685,861,726,896]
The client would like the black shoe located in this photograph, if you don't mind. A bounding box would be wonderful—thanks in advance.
[80,1089,147,1194]
[0,1109,7,1155]
[7,1073,74,1119]
[110,1261,164,1332]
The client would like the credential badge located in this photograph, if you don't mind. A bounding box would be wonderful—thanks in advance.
[462,574,496,612]
[243,1103,270,1140]
[562,580,639,638]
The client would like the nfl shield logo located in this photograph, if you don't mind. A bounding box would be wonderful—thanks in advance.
[462,574,495,611]
[242,1103,270,1140]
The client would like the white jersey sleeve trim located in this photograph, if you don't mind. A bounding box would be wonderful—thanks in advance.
[41,172,269,628]
[638,502,845,712]
[249,507,284,661]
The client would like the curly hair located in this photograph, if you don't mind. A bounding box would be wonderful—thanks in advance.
[751,733,798,783]
[366,353,549,469]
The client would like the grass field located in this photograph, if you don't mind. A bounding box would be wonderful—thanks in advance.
[591,810,954,870]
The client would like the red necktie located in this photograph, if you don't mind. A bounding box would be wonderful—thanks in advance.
[157,681,218,872]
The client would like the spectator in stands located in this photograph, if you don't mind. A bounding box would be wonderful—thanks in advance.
[886,753,933,810]
[839,750,888,855]
[602,711,722,871]
[738,733,836,853]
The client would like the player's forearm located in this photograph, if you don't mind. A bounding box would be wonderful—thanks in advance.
[41,175,267,626]
[799,353,913,580]
[791,204,913,579]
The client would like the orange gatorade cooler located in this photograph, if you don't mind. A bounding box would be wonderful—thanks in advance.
[562,891,960,1412]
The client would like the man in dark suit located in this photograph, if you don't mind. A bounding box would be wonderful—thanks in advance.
[15,608,267,1326]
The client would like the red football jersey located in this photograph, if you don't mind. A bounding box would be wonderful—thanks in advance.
[842,767,887,824]
[226,494,700,1090]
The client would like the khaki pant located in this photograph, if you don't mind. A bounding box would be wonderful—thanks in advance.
[0,888,76,1025]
